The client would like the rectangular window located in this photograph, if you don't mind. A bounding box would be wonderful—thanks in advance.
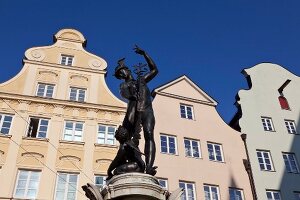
[69,87,86,102]
[94,175,106,189]
[266,190,281,200]
[261,117,275,131]
[257,150,274,171]
[158,178,168,189]
[0,114,13,135]
[285,120,297,134]
[160,134,177,155]
[180,104,194,120]
[61,55,74,66]
[282,153,299,173]
[63,121,84,142]
[97,125,116,145]
[14,170,41,199]
[184,138,200,158]
[204,184,219,200]
[294,192,300,200]
[229,188,244,200]
[55,173,78,200]
[27,118,49,138]
[207,143,224,162]
[179,181,196,200]
[36,83,54,98]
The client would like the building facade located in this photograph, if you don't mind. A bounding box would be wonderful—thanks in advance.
[152,76,253,200]
[0,29,126,199]
[230,63,300,199]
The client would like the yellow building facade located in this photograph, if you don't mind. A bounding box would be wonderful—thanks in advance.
[0,29,126,199]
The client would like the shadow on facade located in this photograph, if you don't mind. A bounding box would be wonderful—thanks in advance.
[278,116,300,198]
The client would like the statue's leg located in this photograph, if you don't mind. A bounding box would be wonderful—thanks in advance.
[142,110,156,175]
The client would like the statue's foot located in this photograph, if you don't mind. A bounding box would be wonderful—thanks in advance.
[146,166,157,176]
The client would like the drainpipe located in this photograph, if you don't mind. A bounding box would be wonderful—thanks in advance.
[241,133,257,200]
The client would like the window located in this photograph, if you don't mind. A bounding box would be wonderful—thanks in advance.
[204,184,219,200]
[14,170,40,199]
[97,125,116,145]
[266,190,281,200]
[285,120,297,134]
[55,173,78,200]
[27,118,49,138]
[278,96,290,110]
[63,121,84,142]
[61,55,74,66]
[69,87,86,102]
[282,153,299,173]
[0,114,13,135]
[158,178,168,189]
[36,83,54,98]
[184,138,200,158]
[160,134,177,154]
[229,188,244,200]
[179,181,196,200]
[207,143,224,162]
[257,150,274,171]
[180,104,194,120]
[294,192,300,200]
[261,117,275,131]
[95,175,106,189]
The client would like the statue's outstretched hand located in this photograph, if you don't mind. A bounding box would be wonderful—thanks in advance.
[133,45,145,55]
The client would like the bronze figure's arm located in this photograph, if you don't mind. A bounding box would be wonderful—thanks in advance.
[134,45,158,82]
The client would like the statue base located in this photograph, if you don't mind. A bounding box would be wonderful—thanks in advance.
[101,173,167,200]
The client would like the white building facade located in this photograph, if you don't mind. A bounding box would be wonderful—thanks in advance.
[230,63,300,200]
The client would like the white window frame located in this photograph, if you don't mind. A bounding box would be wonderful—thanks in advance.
[160,134,177,155]
[36,83,55,98]
[158,178,168,189]
[282,152,299,173]
[257,150,274,171]
[179,181,196,200]
[60,54,74,66]
[54,172,78,200]
[27,117,49,138]
[180,104,194,120]
[0,113,13,135]
[14,170,41,199]
[229,188,244,200]
[63,121,84,142]
[184,138,201,158]
[69,87,86,102]
[261,117,275,131]
[97,125,116,145]
[266,190,281,200]
[204,184,220,200]
[94,175,106,189]
[284,120,297,134]
[207,142,224,162]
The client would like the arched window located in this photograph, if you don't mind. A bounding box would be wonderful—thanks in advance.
[278,96,290,110]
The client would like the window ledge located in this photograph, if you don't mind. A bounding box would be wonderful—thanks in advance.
[94,143,118,149]
[0,134,12,138]
[59,140,85,145]
[209,159,226,164]
[160,152,179,156]
[22,136,49,142]
[185,156,203,160]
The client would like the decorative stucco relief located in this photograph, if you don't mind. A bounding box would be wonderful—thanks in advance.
[37,70,59,83]
[17,151,44,167]
[88,59,103,69]
[69,74,89,87]
[94,158,112,172]
[27,49,46,61]
[57,155,82,170]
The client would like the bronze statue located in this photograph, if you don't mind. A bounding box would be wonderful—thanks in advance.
[109,45,158,178]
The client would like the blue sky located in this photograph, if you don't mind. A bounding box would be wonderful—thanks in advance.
[0,1,300,122]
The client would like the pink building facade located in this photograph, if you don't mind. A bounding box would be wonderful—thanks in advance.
[152,75,253,200]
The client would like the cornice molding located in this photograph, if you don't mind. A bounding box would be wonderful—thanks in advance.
[0,92,126,113]
[155,91,216,107]
[23,59,106,75]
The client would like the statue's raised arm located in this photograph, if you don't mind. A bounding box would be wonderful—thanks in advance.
[134,45,158,83]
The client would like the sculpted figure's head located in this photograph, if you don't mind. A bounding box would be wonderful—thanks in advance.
[114,58,131,80]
